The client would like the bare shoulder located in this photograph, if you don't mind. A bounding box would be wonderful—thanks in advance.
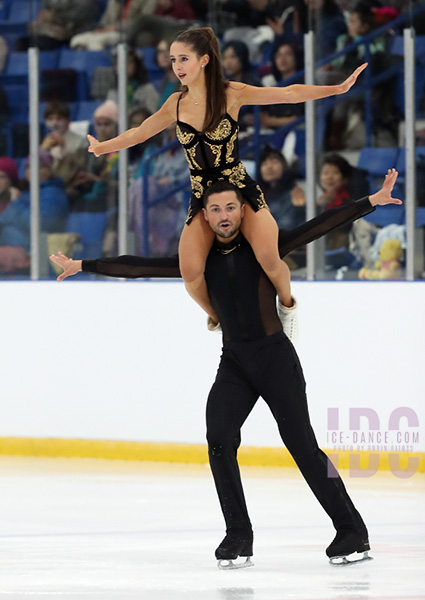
[226,81,262,107]
[160,91,181,118]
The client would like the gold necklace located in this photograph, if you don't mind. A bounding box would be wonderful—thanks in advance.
[218,244,240,255]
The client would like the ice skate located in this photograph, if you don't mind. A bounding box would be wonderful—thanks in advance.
[326,529,372,566]
[215,532,254,570]
[277,296,298,345]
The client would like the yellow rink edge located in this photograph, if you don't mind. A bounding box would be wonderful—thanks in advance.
[0,437,423,474]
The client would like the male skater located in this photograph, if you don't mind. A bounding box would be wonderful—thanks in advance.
[51,169,401,568]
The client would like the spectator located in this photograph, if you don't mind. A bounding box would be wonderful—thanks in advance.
[155,39,180,108]
[222,40,261,130]
[326,1,399,149]
[257,145,304,229]
[271,0,347,61]
[40,101,87,206]
[129,123,188,257]
[260,42,304,130]
[222,40,261,85]
[18,0,98,51]
[73,100,119,215]
[0,157,20,215]
[105,48,159,115]
[126,0,196,47]
[221,0,294,62]
[317,153,354,250]
[0,150,69,273]
[127,105,163,180]
[70,0,156,50]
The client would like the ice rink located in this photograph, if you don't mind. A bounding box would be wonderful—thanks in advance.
[0,456,424,600]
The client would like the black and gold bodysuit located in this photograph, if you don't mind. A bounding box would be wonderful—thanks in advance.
[175,93,268,224]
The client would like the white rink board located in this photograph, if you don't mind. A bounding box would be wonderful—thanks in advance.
[0,280,424,451]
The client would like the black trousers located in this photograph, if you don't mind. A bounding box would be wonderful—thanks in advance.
[206,332,366,536]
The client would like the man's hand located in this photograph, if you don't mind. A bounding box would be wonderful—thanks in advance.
[338,63,368,94]
[49,251,82,281]
[369,169,403,206]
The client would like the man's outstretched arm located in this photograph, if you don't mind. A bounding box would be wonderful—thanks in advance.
[278,169,402,258]
[50,252,181,281]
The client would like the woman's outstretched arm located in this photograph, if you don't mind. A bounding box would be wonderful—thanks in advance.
[87,93,179,156]
[230,63,367,107]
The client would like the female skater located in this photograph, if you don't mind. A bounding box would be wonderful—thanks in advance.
[87,27,366,325]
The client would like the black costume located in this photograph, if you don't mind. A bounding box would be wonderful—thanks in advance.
[82,197,374,557]
[176,93,268,224]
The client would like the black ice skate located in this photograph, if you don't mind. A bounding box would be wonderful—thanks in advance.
[215,532,254,570]
[326,529,372,565]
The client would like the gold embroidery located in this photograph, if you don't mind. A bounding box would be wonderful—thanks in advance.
[205,118,232,141]
[185,144,202,170]
[185,206,193,224]
[176,125,195,145]
[256,185,269,209]
[222,163,247,188]
[225,129,238,164]
[205,143,222,167]
[190,175,204,198]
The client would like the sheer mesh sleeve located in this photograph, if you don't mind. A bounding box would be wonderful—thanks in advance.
[278,197,374,258]
[82,255,181,279]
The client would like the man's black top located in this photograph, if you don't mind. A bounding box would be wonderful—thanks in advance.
[82,197,374,342]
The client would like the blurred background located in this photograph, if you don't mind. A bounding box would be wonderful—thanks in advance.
[0,0,424,281]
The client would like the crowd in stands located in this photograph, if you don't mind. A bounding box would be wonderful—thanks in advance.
[0,0,424,276]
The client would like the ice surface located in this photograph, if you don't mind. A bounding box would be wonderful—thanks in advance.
[0,457,424,600]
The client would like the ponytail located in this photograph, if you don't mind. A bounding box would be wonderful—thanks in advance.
[174,27,229,133]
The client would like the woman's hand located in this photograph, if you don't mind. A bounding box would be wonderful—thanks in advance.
[87,134,102,157]
[369,169,403,206]
[338,63,368,94]
[49,251,82,281]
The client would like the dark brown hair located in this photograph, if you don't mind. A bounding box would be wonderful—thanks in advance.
[173,27,229,133]
[203,181,244,207]
[44,101,70,120]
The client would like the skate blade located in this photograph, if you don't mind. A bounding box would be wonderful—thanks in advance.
[329,551,373,566]
[217,557,254,570]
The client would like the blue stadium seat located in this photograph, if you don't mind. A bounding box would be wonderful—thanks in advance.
[58,48,113,100]
[394,146,425,178]
[7,0,41,23]
[390,35,425,59]
[0,22,27,52]
[1,77,29,121]
[0,0,11,20]
[73,100,102,123]
[6,50,59,75]
[65,212,108,258]
[417,207,425,228]
[363,204,405,226]
[358,147,399,175]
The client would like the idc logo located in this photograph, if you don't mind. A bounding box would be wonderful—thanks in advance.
[327,407,420,478]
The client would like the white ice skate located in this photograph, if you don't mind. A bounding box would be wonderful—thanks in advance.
[217,557,254,570]
[329,550,373,566]
[277,296,298,345]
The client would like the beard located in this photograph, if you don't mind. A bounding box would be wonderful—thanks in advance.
[212,219,241,239]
